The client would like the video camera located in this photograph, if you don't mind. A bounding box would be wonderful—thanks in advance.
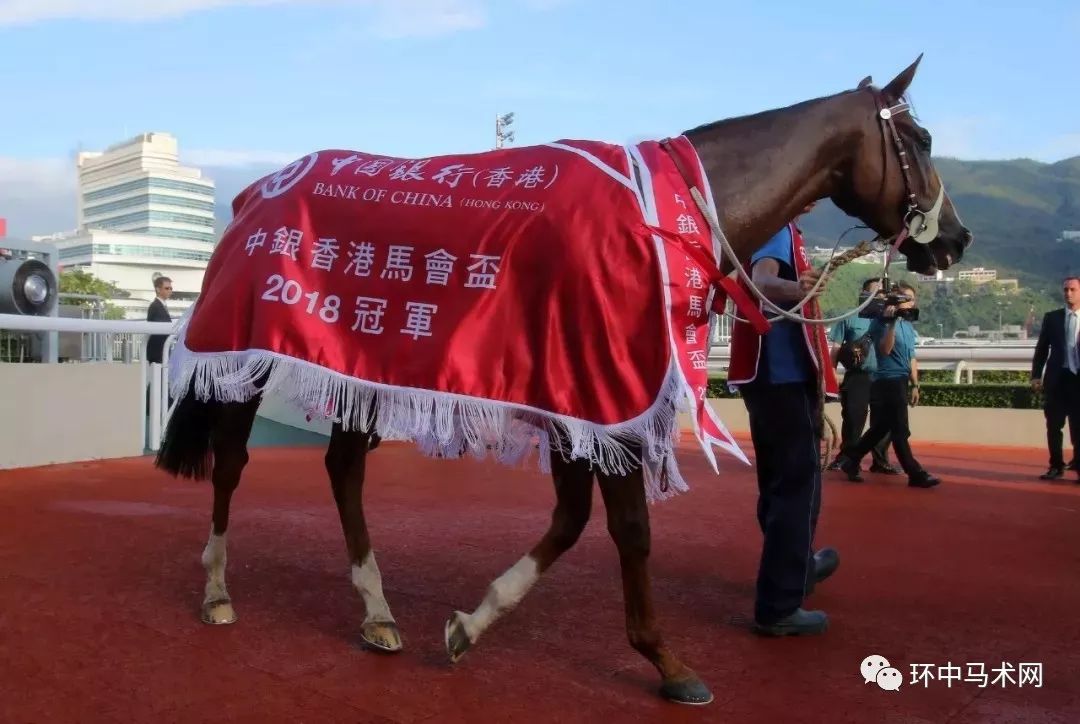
[858,280,920,322]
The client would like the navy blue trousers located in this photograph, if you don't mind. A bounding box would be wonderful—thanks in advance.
[740,379,822,624]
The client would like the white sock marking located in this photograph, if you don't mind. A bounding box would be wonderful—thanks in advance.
[459,555,540,642]
[201,526,229,605]
[351,551,395,624]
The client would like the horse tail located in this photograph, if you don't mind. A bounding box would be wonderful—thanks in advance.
[154,385,221,480]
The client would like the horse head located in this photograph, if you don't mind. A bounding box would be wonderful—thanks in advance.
[829,55,972,274]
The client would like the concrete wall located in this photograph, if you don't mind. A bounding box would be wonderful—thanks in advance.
[256,393,333,436]
[0,363,144,469]
[0,361,1052,472]
[258,395,1048,450]
[705,398,1049,448]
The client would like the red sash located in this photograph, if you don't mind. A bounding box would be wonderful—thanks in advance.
[727,222,839,397]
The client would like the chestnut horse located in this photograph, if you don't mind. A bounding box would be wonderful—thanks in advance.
[154,56,971,706]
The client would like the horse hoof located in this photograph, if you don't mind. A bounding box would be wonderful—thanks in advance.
[201,599,237,625]
[361,621,403,653]
[660,677,714,706]
[444,611,472,663]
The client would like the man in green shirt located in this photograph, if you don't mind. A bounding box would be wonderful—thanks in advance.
[827,279,897,474]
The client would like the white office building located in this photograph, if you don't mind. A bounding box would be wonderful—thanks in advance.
[34,228,213,319]
[36,132,217,319]
[77,132,215,243]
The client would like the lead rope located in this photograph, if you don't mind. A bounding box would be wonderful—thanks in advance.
[656,138,903,471]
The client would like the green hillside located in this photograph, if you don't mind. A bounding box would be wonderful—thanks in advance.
[798,155,1080,297]
[815,261,1054,339]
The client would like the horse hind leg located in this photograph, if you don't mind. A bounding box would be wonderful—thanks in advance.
[201,397,261,625]
[445,449,594,662]
[595,461,712,706]
[326,423,402,653]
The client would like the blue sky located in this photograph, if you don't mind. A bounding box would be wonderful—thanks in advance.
[1,0,1077,235]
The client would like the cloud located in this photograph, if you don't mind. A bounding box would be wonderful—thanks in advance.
[0,0,561,33]
[0,0,307,25]
[0,153,285,239]
[0,157,78,239]
[929,116,988,160]
[1034,133,1080,163]
[368,0,485,38]
[181,148,304,168]
[518,0,571,9]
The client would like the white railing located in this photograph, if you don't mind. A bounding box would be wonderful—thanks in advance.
[0,314,177,451]
[707,343,1035,383]
[0,312,1042,456]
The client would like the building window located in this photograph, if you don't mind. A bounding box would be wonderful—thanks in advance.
[84,193,216,217]
[59,243,213,262]
[87,209,214,230]
[127,228,217,243]
[83,177,214,203]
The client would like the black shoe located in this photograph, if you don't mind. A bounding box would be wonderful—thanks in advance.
[825,459,841,471]
[1040,467,1065,480]
[1067,460,1077,471]
[870,462,901,475]
[753,608,828,637]
[805,547,839,596]
[838,456,864,482]
[908,471,940,488]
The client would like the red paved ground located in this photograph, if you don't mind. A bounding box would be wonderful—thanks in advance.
[1,436,1079,723]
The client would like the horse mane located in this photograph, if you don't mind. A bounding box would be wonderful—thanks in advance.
[682,88,864,137]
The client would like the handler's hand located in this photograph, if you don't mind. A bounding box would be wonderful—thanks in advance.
[910,386,920,406]
[1031,378,1043,393]
[797,269,826,298]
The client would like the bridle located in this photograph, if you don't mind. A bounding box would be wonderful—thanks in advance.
[662,86,945,328]
[873,89,946,247]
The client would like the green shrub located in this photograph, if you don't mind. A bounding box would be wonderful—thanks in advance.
[916,383,1039,409]
[918,369,1029,384]
[707,377,1041,409]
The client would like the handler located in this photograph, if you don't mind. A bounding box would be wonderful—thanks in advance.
[727,208,839,637]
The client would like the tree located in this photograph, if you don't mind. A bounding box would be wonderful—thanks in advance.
[58,268,128,320]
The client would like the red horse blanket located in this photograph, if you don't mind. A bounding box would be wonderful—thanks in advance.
[170,135,750,501]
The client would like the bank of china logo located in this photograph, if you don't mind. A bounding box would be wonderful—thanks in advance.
[261,153,320,199]
[862,654,902,692]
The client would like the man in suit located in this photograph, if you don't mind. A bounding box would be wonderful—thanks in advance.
[146,276,173,365]
[1031,276,1080,481]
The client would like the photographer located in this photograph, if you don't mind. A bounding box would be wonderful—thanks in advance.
[837,281,940,488]
[827,279,897,475]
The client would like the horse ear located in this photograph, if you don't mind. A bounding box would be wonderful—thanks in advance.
[882,53,923,100]
[857,76,873,89]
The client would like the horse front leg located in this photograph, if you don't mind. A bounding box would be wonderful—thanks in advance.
[201,398,260,625]
[596,462,713,706]
[326,423,402,652]
[445,449,594,661]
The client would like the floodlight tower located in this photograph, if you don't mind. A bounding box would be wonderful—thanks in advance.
[495,112,515,149]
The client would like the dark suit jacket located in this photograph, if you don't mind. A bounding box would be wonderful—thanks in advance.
[1031,308,1074,392]
[146,297,172,364]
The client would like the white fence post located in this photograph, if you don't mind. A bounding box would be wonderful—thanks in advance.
[148,363,162,451]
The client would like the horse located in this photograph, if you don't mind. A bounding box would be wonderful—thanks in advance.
[154,55,971,707]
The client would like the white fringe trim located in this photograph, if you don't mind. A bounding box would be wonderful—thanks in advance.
[168,325,694,503]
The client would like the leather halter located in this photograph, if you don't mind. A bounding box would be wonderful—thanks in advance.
[871,88,945,246]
